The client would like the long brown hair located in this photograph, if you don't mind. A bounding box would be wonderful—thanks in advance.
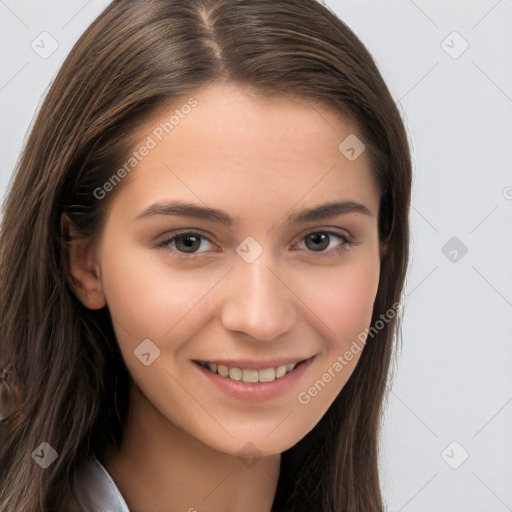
[0,1,411,510]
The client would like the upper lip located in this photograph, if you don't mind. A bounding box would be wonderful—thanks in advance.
[193,356,313,370]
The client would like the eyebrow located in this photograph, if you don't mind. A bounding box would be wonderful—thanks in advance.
[136,199,373,226]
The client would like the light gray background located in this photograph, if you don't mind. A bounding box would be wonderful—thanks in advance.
[1,1,511,510]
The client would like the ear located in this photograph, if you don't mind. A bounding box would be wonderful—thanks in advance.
[61,213,106,310]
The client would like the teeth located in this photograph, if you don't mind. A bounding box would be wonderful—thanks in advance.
[259,367,276,382]
[229,367,242,381]
[242,368,259,383]
[275,365,287,378]
[200,361,298,382]
[218,364,229,377]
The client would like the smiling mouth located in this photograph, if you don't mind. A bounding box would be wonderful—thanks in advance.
[196,360,306,383]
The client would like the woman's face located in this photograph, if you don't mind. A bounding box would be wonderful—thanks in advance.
[77,82,383,457]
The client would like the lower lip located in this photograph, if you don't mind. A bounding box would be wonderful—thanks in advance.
[194,357,315,403]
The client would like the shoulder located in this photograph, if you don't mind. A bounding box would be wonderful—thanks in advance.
[62,455,130,512]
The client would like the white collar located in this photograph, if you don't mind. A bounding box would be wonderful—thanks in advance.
[67,455,131,512]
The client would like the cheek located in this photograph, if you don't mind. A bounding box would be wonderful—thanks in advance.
[290,255,380,433]
[98,242,224,346]
[297,253,380,349]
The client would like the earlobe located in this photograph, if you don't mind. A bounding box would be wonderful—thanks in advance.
[61,213,106,310]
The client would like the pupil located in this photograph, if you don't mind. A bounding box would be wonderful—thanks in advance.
[176,235,200,252]
[306,233,329,251]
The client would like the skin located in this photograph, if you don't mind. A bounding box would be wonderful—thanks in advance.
[67,81,385,512]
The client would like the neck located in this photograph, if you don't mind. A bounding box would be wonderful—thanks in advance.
[103,382,280,512]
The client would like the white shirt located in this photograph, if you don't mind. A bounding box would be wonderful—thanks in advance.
[65,455,130,512]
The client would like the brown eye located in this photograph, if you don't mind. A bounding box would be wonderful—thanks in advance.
[295,229,354,256]
[304,232,330,251]
[157,231,215,257]
[174,234,201,253]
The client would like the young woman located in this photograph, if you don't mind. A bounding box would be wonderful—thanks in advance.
[0,1,411,511]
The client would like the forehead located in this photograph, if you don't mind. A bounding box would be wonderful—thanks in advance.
[116,82,379,218]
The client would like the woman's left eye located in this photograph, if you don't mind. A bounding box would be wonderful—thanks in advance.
[156,229,354,259]
[294,230,354,255]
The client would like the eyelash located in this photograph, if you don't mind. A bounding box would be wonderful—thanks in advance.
[156,229,357,260]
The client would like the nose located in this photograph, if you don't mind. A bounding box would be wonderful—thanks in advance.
[220,253,298,342]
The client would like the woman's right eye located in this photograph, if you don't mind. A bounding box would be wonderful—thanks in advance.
[156,231,217,258]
